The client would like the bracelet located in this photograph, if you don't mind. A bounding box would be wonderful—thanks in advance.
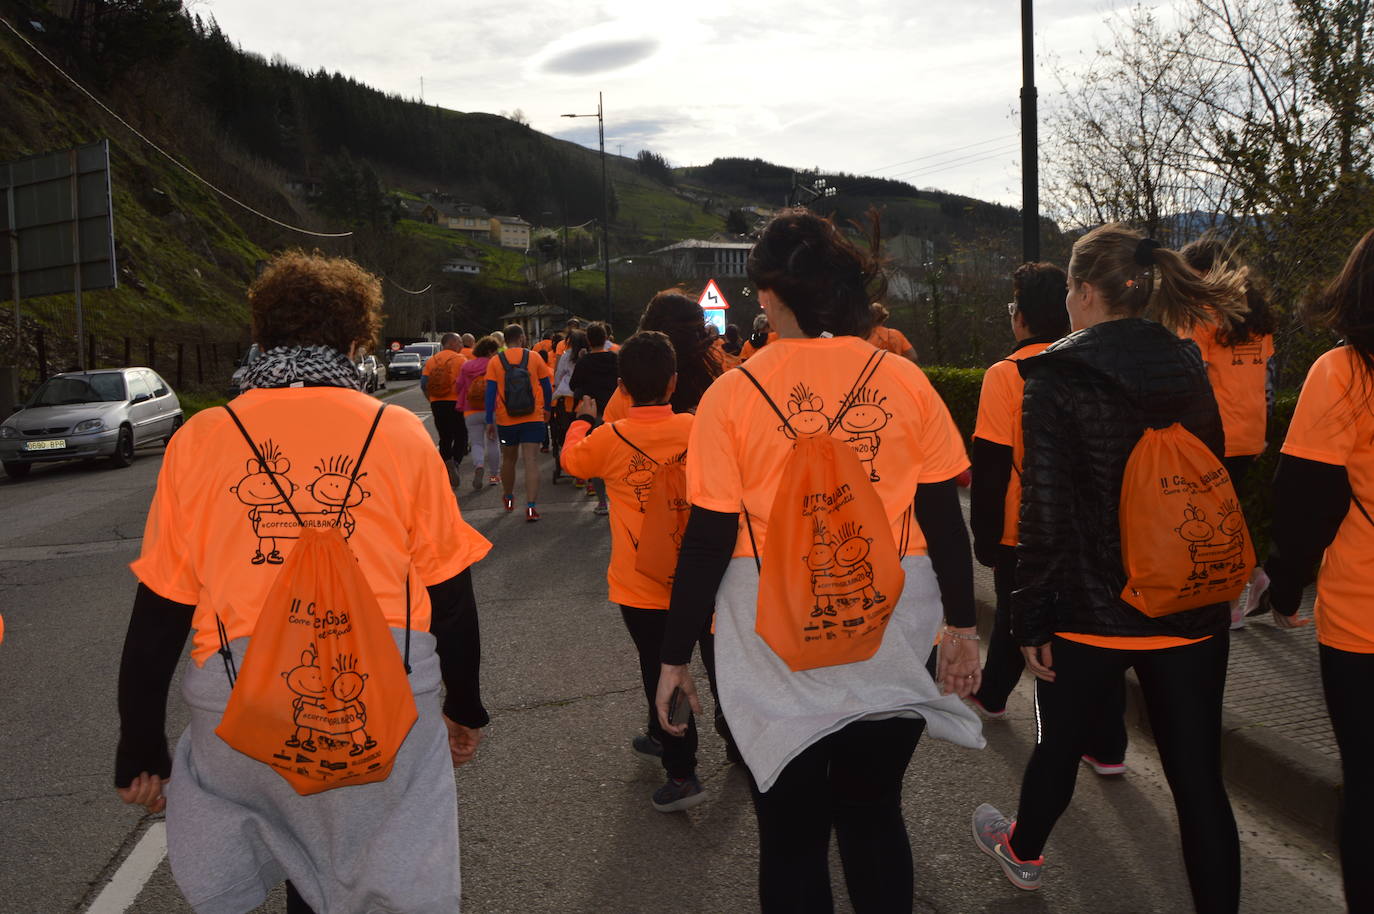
[942,627,981,642]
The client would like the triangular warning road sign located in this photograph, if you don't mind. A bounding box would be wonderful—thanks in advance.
[698,278,729,310]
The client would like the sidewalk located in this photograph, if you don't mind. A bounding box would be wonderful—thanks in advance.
[970,561,1341,845]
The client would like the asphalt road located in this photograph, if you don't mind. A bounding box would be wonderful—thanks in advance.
[0,380,1345,913]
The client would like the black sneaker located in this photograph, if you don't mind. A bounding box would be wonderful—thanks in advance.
[652,775,706,813]
[632,733,663,761]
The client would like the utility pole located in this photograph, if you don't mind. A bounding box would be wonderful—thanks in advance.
[563,94,612,321]
[1020,0,1040,263]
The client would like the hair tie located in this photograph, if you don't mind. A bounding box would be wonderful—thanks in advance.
[1135,238,1162,267]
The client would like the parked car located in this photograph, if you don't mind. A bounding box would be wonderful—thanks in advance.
[0,368,184,479]
[355,353,387,393]
[388,351,423,380]
[400,342,439,365]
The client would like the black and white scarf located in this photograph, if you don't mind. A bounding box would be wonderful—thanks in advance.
[239,345,360,391]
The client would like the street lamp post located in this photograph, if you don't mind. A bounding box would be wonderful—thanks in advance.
[788,173,838,209]
[1021,0,1040,262]
[562,93,612,321]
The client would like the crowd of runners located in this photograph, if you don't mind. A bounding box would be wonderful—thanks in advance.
[110,210,1374,913]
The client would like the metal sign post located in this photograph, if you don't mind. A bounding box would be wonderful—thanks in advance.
[0,139,117,373]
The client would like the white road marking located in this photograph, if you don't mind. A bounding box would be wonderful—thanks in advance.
[85,821,167,914]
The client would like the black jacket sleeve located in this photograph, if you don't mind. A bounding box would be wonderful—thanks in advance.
[970,437,1013,568]
[1011,373,1074,646]
[662,506,738,665]
[427,569,489,727]
[115,584,194,788]
[914,478,976,627]
[1264,455,1355,615]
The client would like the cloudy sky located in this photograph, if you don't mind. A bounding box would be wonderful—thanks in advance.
[201,0,1152,206]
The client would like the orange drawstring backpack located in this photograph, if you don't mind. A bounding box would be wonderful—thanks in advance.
[609,424,690,588]
[1119,422,1255,617]
[739,350,910,671]
[213,403,419,795]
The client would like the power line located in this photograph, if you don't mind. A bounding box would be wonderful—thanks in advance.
[865,133,1019,175]
[891,146,1021,183]
[385,277,433,295]
[885,143,1020,181]
[0,15,353,239]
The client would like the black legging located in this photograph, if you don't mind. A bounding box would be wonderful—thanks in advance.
[1009,634,1238,913]
[973,549,1128,763]
[1223,455,1256,501]
[1320,643,1374,912]
[748,717,924,914]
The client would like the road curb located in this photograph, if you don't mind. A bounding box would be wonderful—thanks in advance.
[973,596,1342,849]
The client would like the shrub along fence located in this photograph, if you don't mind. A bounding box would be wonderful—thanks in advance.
[923,364,1296,558]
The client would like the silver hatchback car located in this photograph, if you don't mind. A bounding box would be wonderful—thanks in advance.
[0,368,184,479]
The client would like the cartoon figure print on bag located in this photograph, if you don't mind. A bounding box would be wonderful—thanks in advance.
[804,516,839,618]
[229,446,372,563]
[837,387,891,482]
[803,519,888,621]
[1176,503,1246,583]
[834,522,886,609]
[230,440,299,565]
[280,646,376,760]
[282,646,327,752]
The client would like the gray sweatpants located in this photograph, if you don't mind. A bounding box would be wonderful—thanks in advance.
[165,630,462,914]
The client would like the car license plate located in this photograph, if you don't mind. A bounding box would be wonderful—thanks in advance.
[24,439,65,451]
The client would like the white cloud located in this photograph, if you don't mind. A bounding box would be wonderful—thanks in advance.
[201,0,1161,204]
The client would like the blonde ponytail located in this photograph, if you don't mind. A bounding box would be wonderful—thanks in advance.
[1070,224,1249,334]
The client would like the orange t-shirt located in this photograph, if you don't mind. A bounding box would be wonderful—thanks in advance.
[460,347,474,359]
[560,406,695,608]
[484,347,553,426]
[869,325,916,359]
[1058,632,1207,650]
[1281,346,1374,652]
[740,332,779,361]
[603,386,630,423]
[1190,324,1273,456]
[130,387,492,665]
[687,336,969,558]
[972,342,1051,546]
[422,348,466,402]
[534,339,555,364]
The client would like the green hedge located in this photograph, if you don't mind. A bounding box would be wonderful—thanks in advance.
[921,363,1295,557]
[923,366,984,445]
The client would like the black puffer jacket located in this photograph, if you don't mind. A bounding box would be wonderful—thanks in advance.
[1011,318,1229,645]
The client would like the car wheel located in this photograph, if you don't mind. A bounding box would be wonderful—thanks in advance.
[108,426,135,468]
[2,461,31,480]
[164,414,183,445]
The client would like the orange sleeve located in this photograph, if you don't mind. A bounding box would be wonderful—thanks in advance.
[686,376,745,513]
[890,328,914,353]
[603,387,630,422]
[130,423,202,604]
[484,357,501,383]
[971,360,1017,446]
[402,411,492,584]
[1282,351,1357,467]
[913,369,971,483]
[558,419,616,479]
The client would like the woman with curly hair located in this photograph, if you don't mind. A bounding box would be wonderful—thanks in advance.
[114,250,491,913]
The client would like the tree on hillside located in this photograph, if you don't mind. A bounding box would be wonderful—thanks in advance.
[316,151,400,231]
[636,150,675,186]
[725,209,751,236]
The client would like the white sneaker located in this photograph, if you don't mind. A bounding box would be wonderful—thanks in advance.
[1243,566,1271,618]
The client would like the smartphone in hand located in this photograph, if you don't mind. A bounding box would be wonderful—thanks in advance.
[668,687,692,727]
